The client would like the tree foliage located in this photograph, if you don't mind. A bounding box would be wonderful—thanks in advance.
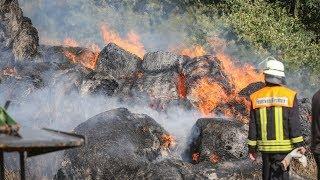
[183,0,320,75]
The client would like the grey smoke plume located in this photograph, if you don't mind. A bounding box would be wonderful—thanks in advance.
[19,0,194,51]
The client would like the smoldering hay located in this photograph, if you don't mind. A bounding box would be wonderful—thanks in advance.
[0,0,315,179]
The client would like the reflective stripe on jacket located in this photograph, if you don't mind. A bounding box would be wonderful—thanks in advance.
[247,85,304,153]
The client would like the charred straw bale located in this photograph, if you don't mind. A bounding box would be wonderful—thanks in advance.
[0,0,39,60]
[57,108,172,179]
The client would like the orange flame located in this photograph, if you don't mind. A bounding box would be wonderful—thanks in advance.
[175,45,206,58]
[216,52,264,92]
[63,38,100,69]
[161,134,176,149]
[191,77,228,115]
[63,38,79,47]
[100,24,145,58]
[56,27,263,121]
[189,38,263,121]
[209,152,220,164]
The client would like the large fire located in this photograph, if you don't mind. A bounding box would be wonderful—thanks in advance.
[61,24,263,121]
[63,24,146,69]
[176,45,206,58]
[190,40,264,121]
[100,24,145,58]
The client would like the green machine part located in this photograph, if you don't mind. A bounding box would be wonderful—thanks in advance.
[0,107,17,126]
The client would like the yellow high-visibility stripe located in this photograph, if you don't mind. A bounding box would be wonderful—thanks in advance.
[291,136,304,143]
[248,140,257,146]
[260,108,267,141]
[259,145,293,152]
[263,108,268,139]
[275,107,284,141]
[259,108,264,140]
[259,108,267,140]
[258,140,292,146]
[278,107,284,140]
[275,107,279,140]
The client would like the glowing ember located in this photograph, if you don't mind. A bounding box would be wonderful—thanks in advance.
[63,38,100,69]
[209,153,220,164]
[192,152,200,162]
[177,72,187,99]
[161,134,176,149]
[100,24,145,58]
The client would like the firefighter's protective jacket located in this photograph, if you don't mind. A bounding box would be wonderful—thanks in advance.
[247,85,304,153]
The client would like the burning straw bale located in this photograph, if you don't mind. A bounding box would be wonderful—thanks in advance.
[135,70,181,107]
[183,55,232,93]
[238,82,265,100]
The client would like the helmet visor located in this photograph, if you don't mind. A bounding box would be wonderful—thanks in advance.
[264,74,286,85]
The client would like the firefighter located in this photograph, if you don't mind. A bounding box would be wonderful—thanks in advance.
[312,90,320,179]
[247,58,305,180]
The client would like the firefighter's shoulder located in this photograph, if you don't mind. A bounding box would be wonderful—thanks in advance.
[250,86,296,108]
[250,86,296,98]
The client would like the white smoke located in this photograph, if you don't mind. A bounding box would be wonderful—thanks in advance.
[0,69,202,178]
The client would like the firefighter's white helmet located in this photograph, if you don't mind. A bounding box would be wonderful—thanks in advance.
[263,57,285,77]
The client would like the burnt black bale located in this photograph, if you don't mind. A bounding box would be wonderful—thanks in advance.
[298,98,312,144]
[55,108,254,180]
[134,159,215,180]
[87,43,141,97]
[238,82,265,100]
[135,51,186,108]
[185,118,262,178]
[188,118,248,163]
[80,71,119,96]
[0,61,92,104]
[56,108,173,179]
[0,0,39,60]
[141,51,182,73]
[96,43,141,84]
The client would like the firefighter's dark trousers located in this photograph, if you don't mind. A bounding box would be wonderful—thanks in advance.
[314,153,320,180]
[262,153,289,180]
